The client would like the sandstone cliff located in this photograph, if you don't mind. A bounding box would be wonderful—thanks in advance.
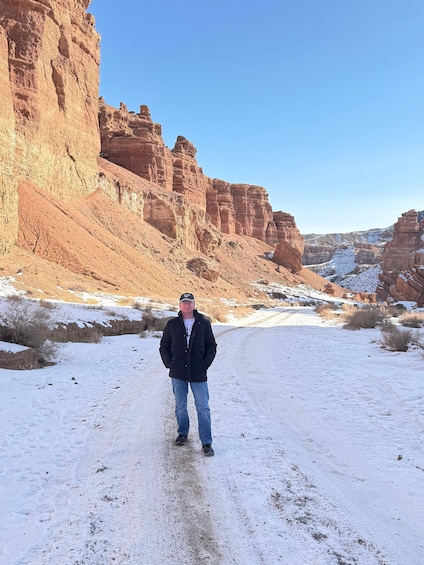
[272,212,304,273]
[0,0,100,253]
[98,98,304,272]
[377,210,424,306]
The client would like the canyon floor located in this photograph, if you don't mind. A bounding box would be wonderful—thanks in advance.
[1,301,423,564]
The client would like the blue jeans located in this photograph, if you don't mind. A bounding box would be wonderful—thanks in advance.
[171,378,212,445]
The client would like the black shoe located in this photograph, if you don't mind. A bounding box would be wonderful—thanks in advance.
[175,434,188,446]
[202,444,214,456]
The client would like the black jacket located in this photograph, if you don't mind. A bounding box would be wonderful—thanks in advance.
[159,310,217,382]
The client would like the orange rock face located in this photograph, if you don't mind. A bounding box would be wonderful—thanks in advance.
[99,101,174,192]
[98,100,304,269]
[172,136,212,209]
[377,210,424,305]
[208,180,276,242]
[0,0,100,210]
[272,212,305,273]
[0,24,18,253]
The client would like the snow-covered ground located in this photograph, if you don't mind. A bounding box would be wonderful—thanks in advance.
[306,248,382,293]
[1,296,424,564]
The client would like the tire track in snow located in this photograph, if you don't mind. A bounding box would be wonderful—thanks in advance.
[199,309,390,565]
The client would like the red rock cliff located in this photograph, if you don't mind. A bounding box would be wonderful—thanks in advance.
[377,210,424,305]
[272,212,304,273]
[99,101,174,192]
[0,0,100,251]
[98,99,304,271]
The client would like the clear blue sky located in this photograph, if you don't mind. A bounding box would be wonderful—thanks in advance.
[89,0,423,234]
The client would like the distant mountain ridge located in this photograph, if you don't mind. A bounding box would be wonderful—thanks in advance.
[303,226,394,249]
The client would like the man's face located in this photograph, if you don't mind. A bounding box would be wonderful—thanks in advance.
[179,300,195,315]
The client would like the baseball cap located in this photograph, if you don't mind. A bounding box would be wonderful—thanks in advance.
[179,292,195,302]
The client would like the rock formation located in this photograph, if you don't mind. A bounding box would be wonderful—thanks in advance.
[272,212,304,273]
[377,210,424,305]
[99,101,174,192]
[207,180,276,241]
[99,101,214,209]
[355,244,381,265]
[303,246,335,266]
[98,100,305,269]
[0,0,100,252]
[172,136,212,209]
[97,157,222,255]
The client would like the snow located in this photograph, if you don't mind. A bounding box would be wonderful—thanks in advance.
[1,299,424,564]
[0,341,27,353]
[307,248,356,279]
[340,265,382,294]
[0,277,25,298]
[307,251,382,294]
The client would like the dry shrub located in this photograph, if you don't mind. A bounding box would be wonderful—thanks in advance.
[141,310,174,332]
[315,303,339,319]
[232,305,255,319]
[201,301,229,323]
[399,312,424,328]
[0,297,52,349]
[383,304,407,318]
[341,303,356,314]
[343,306,385,330]
[353,292,377,303]
[39,299,57,310]
[117,296,136,307]
[379,324,418,352]
[0,297,57,363]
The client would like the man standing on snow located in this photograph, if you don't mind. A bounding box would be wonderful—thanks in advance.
[159,293,217,456]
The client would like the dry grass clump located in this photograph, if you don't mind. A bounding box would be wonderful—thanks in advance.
[343,306,385,330]
[39,299,57,310]
[352,292,377,303]
[399,312,424,328]
[315,303,339,319]
[382,304,407,318]
[379,324,422,352]
[118,296,135,307]
[231,305,256,319]
[198,301,229,323]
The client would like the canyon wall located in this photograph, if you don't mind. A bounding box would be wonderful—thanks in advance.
[377,210,424,305]
[0,25,18,253]
[0,2,305,279]
[98,99,304,271]
[0,0,100,220]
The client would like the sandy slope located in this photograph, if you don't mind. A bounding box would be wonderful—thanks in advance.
[2,178,348,304]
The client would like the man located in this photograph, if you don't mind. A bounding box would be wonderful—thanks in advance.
[159,293,217,456]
